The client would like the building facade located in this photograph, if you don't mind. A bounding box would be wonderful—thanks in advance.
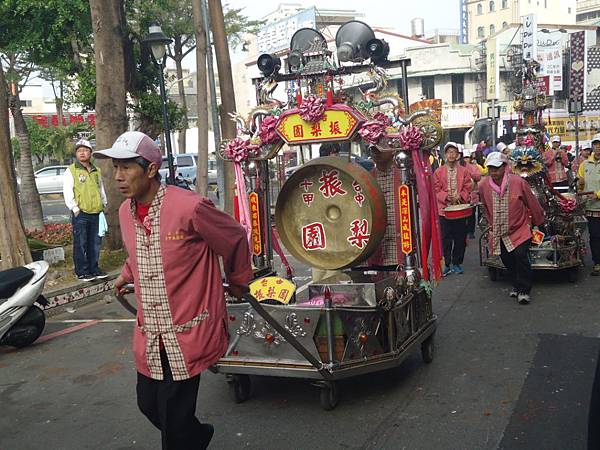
[467,0,576,43]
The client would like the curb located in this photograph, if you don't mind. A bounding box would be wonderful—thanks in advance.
[43,270,120,317]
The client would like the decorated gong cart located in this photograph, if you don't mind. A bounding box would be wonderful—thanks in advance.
[479,65,586,282]
[213,22,445,410]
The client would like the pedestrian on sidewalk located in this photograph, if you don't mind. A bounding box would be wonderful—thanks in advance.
[62,139,108,282]
[96,131,252,450]
[479,152,545,304]
[577,133,600,276]
[433,142,474,276]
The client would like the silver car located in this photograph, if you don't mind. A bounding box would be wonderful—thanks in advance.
[17,165,69,194]
[159,154,217,186]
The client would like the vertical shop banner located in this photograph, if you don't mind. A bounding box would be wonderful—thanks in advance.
[537,37,563,93]
[570,31,587,103]
[486,37,500,99]
[522,14,537,61]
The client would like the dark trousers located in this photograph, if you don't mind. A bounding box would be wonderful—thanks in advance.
[500,239,532,294]
[137,350,210,450]
[71,212,101,276]
[588,216,600,265]
[440,216,468,266]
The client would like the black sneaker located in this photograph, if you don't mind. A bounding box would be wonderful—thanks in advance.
[82,274,96,282]
[93,271,108,280]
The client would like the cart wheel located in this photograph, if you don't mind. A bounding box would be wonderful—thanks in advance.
[488,267,498,281]
[567,268,579,283]
[319,382,339,411]
[229,374,251,404]
[421,335,435,364]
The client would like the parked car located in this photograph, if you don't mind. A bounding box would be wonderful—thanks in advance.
[159,154,217,186]
[17,165,69,194]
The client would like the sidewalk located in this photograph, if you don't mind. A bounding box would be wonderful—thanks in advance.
[43,270,119,316]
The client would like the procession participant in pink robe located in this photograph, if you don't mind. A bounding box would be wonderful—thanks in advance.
[433,142,474,276]
[94,131,252,450]
[479,152,545,305]
[573,142,591,175]
[544,135,570,187]
[367,146,406,269]
[462,148,483,239]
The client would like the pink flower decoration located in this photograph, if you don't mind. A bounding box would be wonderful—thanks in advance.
[258,115,279,145]
[359,119,387,146]
[225,137,258,163]
[559,198,577,214]
[299,95,326,122]
[399,125,424,151]
[373,112,392,127]
[523,135,536,146]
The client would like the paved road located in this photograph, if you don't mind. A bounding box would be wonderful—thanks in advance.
[1,242,598,449]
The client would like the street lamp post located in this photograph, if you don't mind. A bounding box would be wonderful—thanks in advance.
[143,24,175,185]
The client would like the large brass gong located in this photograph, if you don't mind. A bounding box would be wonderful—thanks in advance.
[275,156,387,270]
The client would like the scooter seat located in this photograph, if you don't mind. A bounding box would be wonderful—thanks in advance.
[0,267,35,299]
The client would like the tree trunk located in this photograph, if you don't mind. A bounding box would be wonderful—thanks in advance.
[192,0,209,196]
[90,0,128,250]
[0,64,32,268]
[8,87,45,231]
[208,0,236,215]
[174,37,189,154]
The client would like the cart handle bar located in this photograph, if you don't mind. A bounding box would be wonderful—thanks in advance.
[115,286,331,379]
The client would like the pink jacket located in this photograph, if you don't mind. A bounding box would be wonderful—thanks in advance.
[464,163,482,203]
[119,186,253,379]
[479,174,545,251]
[543,149,569,183]
[433,164,474,215]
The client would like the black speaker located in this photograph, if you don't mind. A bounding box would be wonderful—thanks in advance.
[335,20,376,63]
[257,54,281,76]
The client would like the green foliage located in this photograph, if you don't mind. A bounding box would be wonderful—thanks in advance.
[131,92,186,139]
[223,6,264,49]
[25,119,92,166]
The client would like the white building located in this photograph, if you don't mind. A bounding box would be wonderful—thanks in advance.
[466,0,576,43]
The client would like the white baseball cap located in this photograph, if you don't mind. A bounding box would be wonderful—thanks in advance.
[462,148,474,158]
[93,131,162,166]
[444,141,461,153]
[496,142,507,152]
[581,141,592,150]
[75,139,93,151]
[592,133,600,144]
[551,135,561,143]
[485,151,508,168]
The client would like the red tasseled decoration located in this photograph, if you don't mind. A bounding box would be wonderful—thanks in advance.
[326,89,334,106]
[547,109,551,125]
[518,113,523,127]
[296,91,302,106]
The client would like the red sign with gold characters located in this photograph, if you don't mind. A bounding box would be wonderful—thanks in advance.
[275,104,364,145]
[398,185,413,255]
[249,192,262,256]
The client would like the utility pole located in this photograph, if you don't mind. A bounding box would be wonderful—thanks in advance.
[208,0,236,215]
[192,0,209,196]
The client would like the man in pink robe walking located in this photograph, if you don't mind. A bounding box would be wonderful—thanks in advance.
[94,131,253,450]
[479,152,545,305]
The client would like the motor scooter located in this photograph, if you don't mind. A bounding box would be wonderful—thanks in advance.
[0,261,49,348]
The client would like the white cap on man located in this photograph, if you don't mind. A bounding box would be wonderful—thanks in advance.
[592,133,600,144]
[582,141,592,150]
[551,135,561,143]
[444,141,461,153]
[496,142,507,152]
[75,139,93,151]
[485,151,508,167]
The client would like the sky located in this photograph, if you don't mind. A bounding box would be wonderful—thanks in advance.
[180,0,460,68]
